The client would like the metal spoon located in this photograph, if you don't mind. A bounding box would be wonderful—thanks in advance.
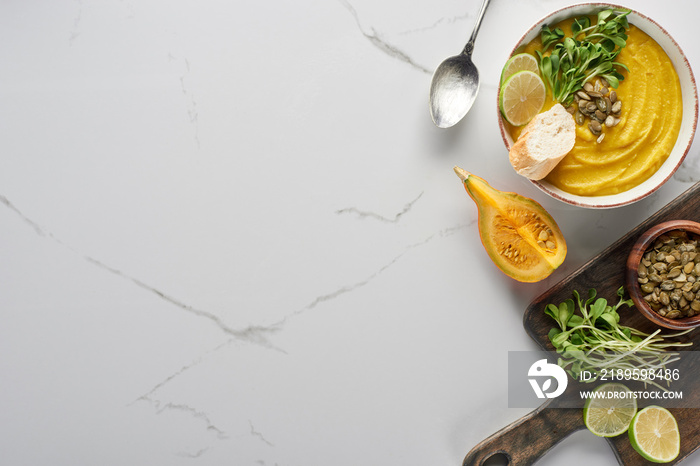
[429,0,491,128]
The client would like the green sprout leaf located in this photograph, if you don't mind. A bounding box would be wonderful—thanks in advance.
[537,9,631,104]
[543,287,693,390]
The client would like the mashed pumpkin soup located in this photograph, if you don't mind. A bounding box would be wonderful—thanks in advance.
[508,17,683,196]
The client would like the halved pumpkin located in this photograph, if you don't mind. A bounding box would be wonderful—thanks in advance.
[454,167,567,282]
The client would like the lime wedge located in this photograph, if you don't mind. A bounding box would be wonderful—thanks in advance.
[501,53,540,86]
[629,405,680,463]
[499,70,545,126]
[583,383,637,437]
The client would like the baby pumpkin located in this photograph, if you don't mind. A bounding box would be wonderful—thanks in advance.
[455,167,567,282]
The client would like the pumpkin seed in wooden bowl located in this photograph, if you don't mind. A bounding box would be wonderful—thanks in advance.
[626,220,700,330]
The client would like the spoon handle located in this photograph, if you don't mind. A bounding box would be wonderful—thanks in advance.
[463,0,491,55]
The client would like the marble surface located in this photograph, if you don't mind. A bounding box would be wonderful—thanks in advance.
[2,1,700,465]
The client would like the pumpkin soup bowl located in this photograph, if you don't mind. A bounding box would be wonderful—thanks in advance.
[498,4,698,209]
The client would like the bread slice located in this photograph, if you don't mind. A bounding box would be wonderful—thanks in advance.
[508,103,576,180]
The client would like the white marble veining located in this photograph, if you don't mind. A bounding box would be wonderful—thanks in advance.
[2,1,699,465]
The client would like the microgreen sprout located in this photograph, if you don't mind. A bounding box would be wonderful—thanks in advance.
[546,286,692,391]
[536,9,631,105]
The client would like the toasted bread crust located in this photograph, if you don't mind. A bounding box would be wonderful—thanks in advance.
[509,104,576,180]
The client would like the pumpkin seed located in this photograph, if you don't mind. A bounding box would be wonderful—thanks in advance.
[653,262,668,273]
[596,98,608,113]
[638,264,647,277]
[567,79,625,146]
[661,280,676,291]
[641,283,655,294]
[611,100,622,114]
[684,262,695,274]
[636,229,700,318]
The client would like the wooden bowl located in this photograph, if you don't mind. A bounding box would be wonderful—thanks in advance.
[626,220,700,329]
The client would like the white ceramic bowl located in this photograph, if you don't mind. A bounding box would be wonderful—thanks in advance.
[498,3,698,208]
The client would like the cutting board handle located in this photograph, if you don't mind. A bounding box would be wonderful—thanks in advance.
[463,399,585,465]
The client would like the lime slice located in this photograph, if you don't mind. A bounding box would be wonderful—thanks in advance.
[583,383,637,437]
[501,53,540,86]
[499,70,546,126]
[629,406,680,463]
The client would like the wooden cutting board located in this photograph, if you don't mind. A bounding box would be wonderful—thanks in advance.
[463,181,700,466]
